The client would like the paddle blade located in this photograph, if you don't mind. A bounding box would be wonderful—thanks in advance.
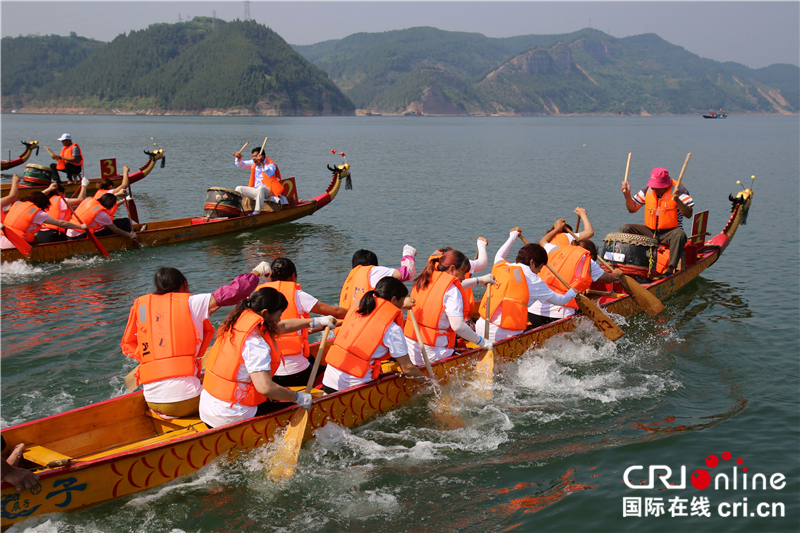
[124,367,139,393]
[618,275,665,317]
[86,231,110,257]
[127,198,140,224]
[576,294,625,341]
[2,227,31,258]
[268,408,309,480]
[474,349,494,401]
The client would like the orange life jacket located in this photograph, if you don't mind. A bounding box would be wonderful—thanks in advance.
[326,299,403,379]
[41,196,71,232]
[4,201,44,242]
[57,143,82,170]
[538,243,593,309]
[644,180,679,230]
[248,158,284,197]
[552,233,572,248]
[479,260,530,330]
[202,310,283,407]
[339,265,374,309]
[70,197,109,233]
[120,293,214,386]
[257,280,310,357]
[428,250,475,316]
[403,271,464,348]
[93,190,119,216]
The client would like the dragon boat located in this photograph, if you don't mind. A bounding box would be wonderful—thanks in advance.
[0,149,165,201]
[0,163,350,263]
[0,186,753,529]
[1,141,39,171]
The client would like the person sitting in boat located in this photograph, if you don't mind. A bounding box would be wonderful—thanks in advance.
[323,277,427,394]
[0,174,21,218]
[476,230,578,343]
[234,146,287,215]
[528,222,623,329]
[50,133,83,184]
[199,287,335,428]
[620,167,694,277]
[428,237,490,323]
[543,207,596,246]
[120,264,269,418]
[339,245,417,310]
[404,250,493,365]
[257,257,347,387]
[92,165,131,216]
[36,178,90,243]
[0,191,87,250]
[65,193,138,241]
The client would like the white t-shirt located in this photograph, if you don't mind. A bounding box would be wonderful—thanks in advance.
[66,210,112,238]
[199,329,273,427]
[273,289,319,376]
[405,284,463,364]
[235,158,277,191]
[142,293,211,404]
[0,210,49,249]
[322,322,407,391]
[369,265,397,287]
[528,242,605,319]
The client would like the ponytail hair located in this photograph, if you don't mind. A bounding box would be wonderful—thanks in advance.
[270,257,297,281]
[516,243,548,270]
[217,287,288,340]
[357,276,409,316]
[413,249,469,291]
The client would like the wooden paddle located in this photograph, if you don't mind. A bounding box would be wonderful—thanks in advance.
[624,152,632,183]
[519,233,624,341]
[474,283,493,399]
[1,225,32,258]
[563,227,665,317]
[235,141,249,157]
[268,326,331,480]
[673,153,691,195]
[59,192,110,257]
[408,310,464,429]
[258,137,268,157]
[125,186,140,225]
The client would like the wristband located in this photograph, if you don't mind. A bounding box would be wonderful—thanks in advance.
[478,336,483,344]
[295,391,299,403]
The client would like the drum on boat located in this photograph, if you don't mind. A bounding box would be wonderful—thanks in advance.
[601,232,658,278]
[204,187,243,218]
[23,163,52,186]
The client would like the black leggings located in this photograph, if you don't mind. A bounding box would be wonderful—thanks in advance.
[67,218,132,239]
[271,359,315,388]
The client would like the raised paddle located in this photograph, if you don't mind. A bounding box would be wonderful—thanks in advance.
[258,137,268,157]
[1,225,32,258]
[474,283,494,400]
[624,152,632,183]
[563,227,664,317]
[235,141,249,158]
[59,192,110,258]
[673,153,692,195]
[268,325,331,480]
[519,233,624,341]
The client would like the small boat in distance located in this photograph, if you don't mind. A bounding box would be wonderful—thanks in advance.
[703,109,727,119]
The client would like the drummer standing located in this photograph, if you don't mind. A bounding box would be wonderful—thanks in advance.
[50,133,83,184]
[620,167,694,277]
[234,147,287,216]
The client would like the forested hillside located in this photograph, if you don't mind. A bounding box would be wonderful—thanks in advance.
[2,18,354,116]
[293,27,798,115]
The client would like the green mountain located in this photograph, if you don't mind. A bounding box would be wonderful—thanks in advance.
[3,18,354,115]
[292,27,798,115]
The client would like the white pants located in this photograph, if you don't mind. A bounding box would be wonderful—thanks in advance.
[235,186,288,212]
[474,318,522,345]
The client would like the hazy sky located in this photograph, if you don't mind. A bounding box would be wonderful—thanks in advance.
[2,1,798,69]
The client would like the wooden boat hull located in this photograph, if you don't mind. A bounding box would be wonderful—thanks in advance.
[1,141,38,171]
[0,188,752,530]
[0,165,346,263]
[0,149,165,200]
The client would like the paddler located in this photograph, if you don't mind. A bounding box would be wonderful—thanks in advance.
[65,193,137,241]
[339,245,417,310]
[36,178,89,243]
[121,263,271,418]
[528,221,623,329]
[199,287,334,427]
[404,249,493,365]
[476,229,579,343]
[234,146,287,215]
[0,174,21,216]
[257,257,346,387]
[620,167,694,277]
[50,133,83,184]
[322,277,427,394]
[92,164,132,216]
[0,191,87,249]
[544,207,595,246]
[429,236,490,322]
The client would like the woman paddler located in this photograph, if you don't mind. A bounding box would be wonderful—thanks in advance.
[475,229,578,343]
[91,165,131,216]
[338,245,417,310]
[428,236,490,321]
[0,191,87,250]
[120,263,271,418]
[199,287,335,428]
[257,257,346,387]
[404,250,494,365]
[36,179,89,243]
[322,277,427,394]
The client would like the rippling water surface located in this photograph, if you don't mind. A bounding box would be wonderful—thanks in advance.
[1,114,798,532]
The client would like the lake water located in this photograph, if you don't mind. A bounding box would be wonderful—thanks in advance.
[1,114,798,532]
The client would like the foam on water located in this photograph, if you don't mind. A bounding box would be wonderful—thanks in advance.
[0,259,46,284]
[1,390,75,428]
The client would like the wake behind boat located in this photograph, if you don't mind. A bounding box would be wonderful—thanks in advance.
[0,185,753,530]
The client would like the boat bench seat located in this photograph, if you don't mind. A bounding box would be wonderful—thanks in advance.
[287,386,325,398]
[143,410,208,429]
[23,445,72,468]
[380,361,402,375]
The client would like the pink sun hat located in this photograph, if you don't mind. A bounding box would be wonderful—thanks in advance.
[647,167,672,188]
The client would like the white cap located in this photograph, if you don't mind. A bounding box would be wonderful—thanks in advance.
[57,133,71,141]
